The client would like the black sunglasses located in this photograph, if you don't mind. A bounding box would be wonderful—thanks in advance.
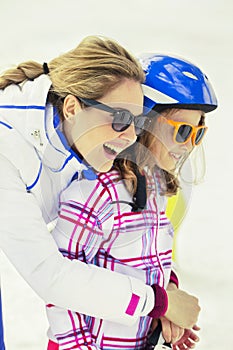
[78,97,151,136]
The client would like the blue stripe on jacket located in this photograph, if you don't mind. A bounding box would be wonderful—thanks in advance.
[0,292,5,350]
[0,105,45,110]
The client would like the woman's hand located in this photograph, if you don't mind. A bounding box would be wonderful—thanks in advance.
[165,288,200,329]
[149,281,201,348]
[161,282,200,348]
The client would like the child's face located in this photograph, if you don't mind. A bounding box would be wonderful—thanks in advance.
[151,109,204,173]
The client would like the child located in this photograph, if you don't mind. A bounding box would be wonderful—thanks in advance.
[46,53,217,349]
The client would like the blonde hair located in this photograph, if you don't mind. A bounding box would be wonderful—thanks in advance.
[0,35,145,97]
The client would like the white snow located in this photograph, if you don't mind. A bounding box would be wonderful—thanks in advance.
[1,0,233,349]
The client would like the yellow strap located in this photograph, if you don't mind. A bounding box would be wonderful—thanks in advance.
[166,190,187,262]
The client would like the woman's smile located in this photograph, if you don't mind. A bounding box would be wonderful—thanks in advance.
[103,142,127,159]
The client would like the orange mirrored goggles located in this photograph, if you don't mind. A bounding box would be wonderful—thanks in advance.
[158,116,208,146]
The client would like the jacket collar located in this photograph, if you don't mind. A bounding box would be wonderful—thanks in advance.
[0,75,96,178]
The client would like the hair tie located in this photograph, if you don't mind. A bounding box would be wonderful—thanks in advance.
[43,62,50,74]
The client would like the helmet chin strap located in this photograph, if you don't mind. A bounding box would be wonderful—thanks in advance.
[146,319,172,349]
[111,169,147,212]
[132,169,147,212]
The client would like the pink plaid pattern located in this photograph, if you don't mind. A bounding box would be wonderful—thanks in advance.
[47,170,174,349]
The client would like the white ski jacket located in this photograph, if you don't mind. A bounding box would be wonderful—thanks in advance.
[0,75,154,326]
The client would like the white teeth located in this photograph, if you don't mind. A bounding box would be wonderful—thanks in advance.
[104,143,123,154]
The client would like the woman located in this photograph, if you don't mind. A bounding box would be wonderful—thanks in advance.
[45,54,217,349]
[0,35,152,347]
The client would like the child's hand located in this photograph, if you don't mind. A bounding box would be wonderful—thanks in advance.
[172,325,200,349]
[160,316,184,344]
[160,317,200,348]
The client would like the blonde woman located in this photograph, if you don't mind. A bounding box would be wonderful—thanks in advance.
[0,35,152,347]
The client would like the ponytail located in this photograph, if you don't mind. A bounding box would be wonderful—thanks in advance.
[0,61,45,89]
[0,35,144,98]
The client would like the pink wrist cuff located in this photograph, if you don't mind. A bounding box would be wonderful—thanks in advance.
[169,270,179,288]
[148,284,168,319]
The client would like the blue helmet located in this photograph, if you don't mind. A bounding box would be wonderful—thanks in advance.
[139,53,218,114]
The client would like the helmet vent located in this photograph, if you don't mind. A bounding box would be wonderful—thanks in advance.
[182,71,198,80]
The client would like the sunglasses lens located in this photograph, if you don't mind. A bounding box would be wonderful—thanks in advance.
[112,111,149,136]
[112,111,132,132]
[176,125,192,143]
[195,128,205,145]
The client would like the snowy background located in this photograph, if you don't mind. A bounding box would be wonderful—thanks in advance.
[0,0,233,349]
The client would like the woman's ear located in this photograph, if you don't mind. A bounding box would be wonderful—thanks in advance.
[63,95,81,121]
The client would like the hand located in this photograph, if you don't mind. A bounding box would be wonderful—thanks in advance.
[149,317,184,343]
[172,325,200,349]
[165,289,200,329]
[160,316,184,344]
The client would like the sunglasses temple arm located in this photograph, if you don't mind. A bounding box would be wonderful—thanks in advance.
[79,98,115,114]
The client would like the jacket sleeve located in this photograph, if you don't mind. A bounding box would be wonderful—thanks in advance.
[46,195,105,349]
[0,154,154,326]
[169,270,179,288]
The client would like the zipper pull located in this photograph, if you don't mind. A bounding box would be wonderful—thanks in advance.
[31,129,43,146]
